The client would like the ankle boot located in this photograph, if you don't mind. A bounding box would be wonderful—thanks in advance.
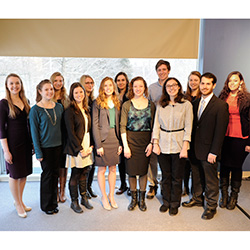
[227,181,241,210]
[138,190,147,212]
[128,190,138,211]
[79,179,93,210]
[219,177,229,208]
[69,185,83,213]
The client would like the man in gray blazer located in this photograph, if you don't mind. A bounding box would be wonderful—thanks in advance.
[182,72,229,220]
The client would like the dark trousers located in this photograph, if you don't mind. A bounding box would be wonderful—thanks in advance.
[40,146,62,212]
[118,153,127,188]
[158,153,185,208]
[191,159,219,209]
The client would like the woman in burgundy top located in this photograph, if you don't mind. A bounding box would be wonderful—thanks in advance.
[219,71,250,210]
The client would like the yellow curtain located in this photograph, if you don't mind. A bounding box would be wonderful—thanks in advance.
[0,19,200,58]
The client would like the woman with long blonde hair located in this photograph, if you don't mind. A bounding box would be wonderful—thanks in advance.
[92,77,122,210]
[0,73,32,218]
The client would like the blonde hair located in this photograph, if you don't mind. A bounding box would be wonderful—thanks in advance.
[96,77,120,110]
[5,73,30,118]
[80,74,95,102]
[50,72,70,108]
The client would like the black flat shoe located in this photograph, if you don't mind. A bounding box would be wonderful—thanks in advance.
[169,207,178,216]
[88,187,97,198]
[54,208,59,213]
[159,204,169,213]
[201,208,216,220]
[45,210,54,215]
[116,186,128,195]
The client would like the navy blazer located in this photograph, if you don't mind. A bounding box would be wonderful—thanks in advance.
[92,99,121,149]
[63,106,92,156]
[192,95,229,161]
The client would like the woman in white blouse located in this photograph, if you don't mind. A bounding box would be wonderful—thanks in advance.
[152,77,193,216]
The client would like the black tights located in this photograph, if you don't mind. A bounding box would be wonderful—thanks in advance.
[129,174,147,191]
[69,166,91,186]
[220,165,242,184]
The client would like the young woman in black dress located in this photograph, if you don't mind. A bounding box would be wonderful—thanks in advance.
[0,73,32,218]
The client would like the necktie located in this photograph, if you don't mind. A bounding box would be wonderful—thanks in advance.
[198,99,205,120]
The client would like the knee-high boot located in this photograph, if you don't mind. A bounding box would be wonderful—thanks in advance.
[79,179,93,209]
[128,190,138,211]
[69,184,83,213]
[219,177,229,208]
[227,181,241,210]
[138,190,147,212]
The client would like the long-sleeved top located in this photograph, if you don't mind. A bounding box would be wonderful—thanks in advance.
[148,80,163,105]
[152,100,193,154]
[29,103,63,159]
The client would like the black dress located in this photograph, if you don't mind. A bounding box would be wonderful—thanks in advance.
[0,99,32,179]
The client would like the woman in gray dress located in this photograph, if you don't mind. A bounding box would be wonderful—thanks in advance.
[92,77,122,210]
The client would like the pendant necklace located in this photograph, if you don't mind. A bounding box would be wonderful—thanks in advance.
[41,101,57,126]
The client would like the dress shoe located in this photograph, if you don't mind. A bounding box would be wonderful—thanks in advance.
[201,208,216,220]
[182,198,203,207]
[14,201,32,212]
[101,197,112,211]
[88,187,97,198]
[108,195,118,209]
[169,207,178,216]
[127,188,131,196]
[159,204,169,213]
[116,186,128,195]
[17,211,27,218]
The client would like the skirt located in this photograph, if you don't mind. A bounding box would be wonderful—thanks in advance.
[125,130,151,176]
[221,136,249,168]
[94,128,120,167]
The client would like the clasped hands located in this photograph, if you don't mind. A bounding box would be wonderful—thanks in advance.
[96,146,123,157]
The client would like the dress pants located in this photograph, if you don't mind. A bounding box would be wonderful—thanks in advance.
[190,159,219,209]
[158,153,185,208]
[40,146,62,212]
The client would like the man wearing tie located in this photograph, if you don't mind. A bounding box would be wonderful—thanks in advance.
[182,72,229,220]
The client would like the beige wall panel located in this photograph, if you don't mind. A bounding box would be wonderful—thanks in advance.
[0,19,200,58]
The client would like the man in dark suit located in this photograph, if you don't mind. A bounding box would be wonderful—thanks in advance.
[182,72,229,220]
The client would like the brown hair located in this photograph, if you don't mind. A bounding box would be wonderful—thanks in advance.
[159,77,184,108]
[219,71,250,112]
[69,82,89,116]
[5,73,30,118]
[36,79,53,103]
[126,76,149,100]
[185,71,201,102]
[96,77,120,110]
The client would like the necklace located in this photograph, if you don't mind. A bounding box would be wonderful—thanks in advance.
[41,101,57,126]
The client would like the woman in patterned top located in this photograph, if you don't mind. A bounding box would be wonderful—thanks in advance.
[120,76,155,212]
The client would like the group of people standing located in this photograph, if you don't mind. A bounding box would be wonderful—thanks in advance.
[1,59,250,221]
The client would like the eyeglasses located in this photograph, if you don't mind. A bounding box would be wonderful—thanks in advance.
[166,83,178,89]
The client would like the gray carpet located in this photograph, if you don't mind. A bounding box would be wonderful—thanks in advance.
[0,179,250,231]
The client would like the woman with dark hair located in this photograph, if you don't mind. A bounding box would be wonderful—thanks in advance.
[120,76,155,212]
[29,79,63,215]
[79,74,97,199]
[218,71,250,210]
[51,72,70,203]
[92,77,122,210]
[152,77,193,216]
[0,73,32,218]
[183,71,201,196]
[114,72,129,195]
[64,82,94,213]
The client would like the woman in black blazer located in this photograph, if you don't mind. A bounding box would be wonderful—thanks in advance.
[219,71,250,210]
[92,77,122,210]
[64,82,94,213]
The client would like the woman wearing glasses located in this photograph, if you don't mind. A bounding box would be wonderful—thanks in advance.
[152,77,193,216]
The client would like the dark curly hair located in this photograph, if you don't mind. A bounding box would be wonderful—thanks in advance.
[159,77,184,108]
[219,71,250,112]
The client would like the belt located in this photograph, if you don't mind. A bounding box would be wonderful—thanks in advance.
[160,127,184,133]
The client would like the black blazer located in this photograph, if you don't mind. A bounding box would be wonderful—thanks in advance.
[239,97,250,145]
[192,94,229,161]
[92,99,121,149]
[63,106,92,157]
